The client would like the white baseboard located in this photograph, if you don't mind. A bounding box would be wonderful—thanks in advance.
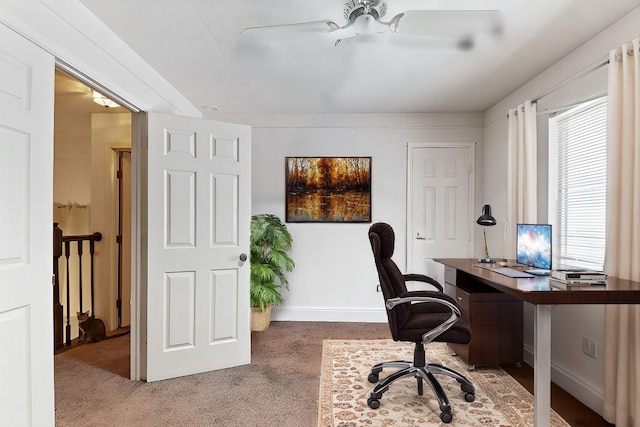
[523,344,604,416]
[271,306,388,323]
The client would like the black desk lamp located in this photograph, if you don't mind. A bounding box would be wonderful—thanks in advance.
[477,204,497,263]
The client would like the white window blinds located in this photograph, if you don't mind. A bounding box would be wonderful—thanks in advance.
[549,97,607,270]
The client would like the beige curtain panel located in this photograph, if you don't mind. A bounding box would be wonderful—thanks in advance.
[603,37,640,427]
[507,100,538,237]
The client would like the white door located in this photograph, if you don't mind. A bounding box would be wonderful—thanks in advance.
[0,25,55,426]
[143,112,251,381]
[408,145,473,281]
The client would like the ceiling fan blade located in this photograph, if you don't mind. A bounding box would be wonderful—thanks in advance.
[334,34,378,47]
[350,12,404,37]
[241,20,340,36]
[393,33,477,51]
[378,13,404,33]
[336,31,474,51]
[398,10,503,38]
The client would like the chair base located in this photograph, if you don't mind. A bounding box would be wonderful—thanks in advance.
[366,347,475,424]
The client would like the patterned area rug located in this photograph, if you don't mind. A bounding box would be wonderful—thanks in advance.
[318,339,570,427]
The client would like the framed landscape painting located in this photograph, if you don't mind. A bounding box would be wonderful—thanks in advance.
[286,157,371,223]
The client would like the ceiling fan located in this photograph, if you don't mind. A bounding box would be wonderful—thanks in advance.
[241,0,503,49]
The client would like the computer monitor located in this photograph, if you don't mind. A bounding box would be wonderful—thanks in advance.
[516,224,552,270]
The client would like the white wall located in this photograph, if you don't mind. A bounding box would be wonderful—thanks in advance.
[91,113,131,330]
[239,113,484,322]
[482,7,640,415]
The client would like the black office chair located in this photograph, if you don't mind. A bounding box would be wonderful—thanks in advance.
[367,222,475,424]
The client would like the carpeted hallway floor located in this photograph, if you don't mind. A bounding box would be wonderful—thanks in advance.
[54,321,611,426]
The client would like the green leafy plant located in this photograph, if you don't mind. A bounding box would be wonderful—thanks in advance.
[250,214,295,311]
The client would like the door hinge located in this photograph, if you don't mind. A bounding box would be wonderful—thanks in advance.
[116,235,122,244]
[467,163,471,173]
[116,170,122,179]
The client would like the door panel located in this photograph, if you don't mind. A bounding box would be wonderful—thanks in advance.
[211,270,238,340]
[143,112,251,382]
[409,146,473,281]
[0,24,55,426]
[166,271,195,347]
[166,169,196,246]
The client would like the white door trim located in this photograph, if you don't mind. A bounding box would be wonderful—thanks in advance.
[131,113,144,380]
[406,142,476,273]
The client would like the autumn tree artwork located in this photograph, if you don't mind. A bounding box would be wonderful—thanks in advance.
[286,157,371,223]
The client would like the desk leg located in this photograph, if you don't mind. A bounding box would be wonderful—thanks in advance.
[534,305,552,427]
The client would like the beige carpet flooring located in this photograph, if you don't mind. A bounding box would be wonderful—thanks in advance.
[55,322,390,426]
[54,321,608,426]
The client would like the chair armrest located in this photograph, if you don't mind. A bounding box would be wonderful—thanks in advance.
[402,273,443,291]
[386,291,459,314]
[386,291,461,344]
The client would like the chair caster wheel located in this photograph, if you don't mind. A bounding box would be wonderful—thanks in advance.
[368,373,379,383]
[367,397,380,409]
[440,411,453,423]
[461,381,475,401]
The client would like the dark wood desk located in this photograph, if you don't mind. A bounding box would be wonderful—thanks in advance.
[435,258,640,427]
[442,264,523,366]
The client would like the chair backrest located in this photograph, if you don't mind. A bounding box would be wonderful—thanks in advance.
[368,222,412,340]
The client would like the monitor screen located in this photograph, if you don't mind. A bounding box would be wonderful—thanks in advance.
[516,224,552,270]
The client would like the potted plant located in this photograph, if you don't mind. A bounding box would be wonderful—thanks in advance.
[250,214,295,331]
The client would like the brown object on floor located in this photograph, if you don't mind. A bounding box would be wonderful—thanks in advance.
[55,321,611,426]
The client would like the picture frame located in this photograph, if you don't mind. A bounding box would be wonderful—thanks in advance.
[285,156,371,223]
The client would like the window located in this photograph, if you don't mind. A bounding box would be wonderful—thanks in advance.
[548,97,607,270]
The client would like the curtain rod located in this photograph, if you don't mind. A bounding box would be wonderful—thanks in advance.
[531,56,609,104]
[537,89,607,116]
[504,55,609,120]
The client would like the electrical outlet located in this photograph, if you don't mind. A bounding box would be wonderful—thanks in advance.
[582,336,597,358]
[589,339,597,359]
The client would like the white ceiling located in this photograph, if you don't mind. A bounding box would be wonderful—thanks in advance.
[78,0,640,115]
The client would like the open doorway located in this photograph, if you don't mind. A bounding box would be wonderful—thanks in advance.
[53,69,133,376]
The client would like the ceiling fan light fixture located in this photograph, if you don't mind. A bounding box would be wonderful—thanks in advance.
[92,90,120,108]
[353,14,377,34]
